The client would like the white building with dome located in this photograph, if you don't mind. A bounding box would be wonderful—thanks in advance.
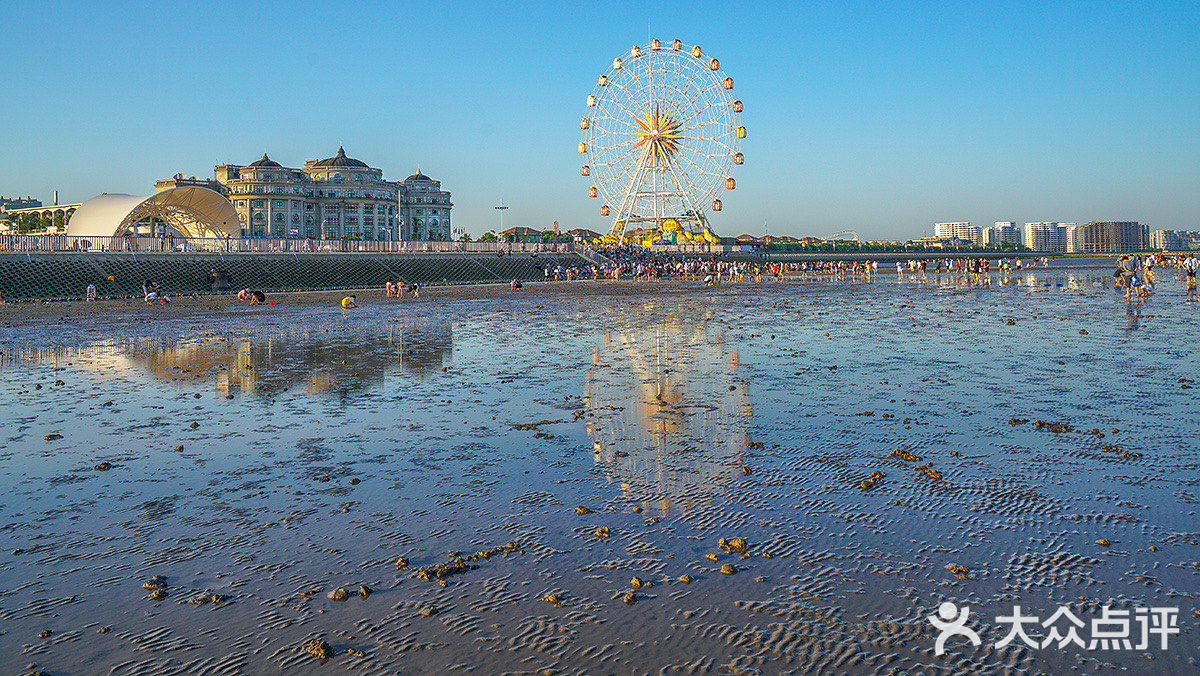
[154,147,452,241]
[397,169,452,241]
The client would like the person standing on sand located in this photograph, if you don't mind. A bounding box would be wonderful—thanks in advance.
[1119,255,1136,288]
[1184,254,1197,290]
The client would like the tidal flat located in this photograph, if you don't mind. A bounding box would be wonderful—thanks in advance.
[0,267,1196,674]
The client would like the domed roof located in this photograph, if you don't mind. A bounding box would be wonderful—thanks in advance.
[313,146,368,168]
[405,167,433,182]
[248,153,282,168]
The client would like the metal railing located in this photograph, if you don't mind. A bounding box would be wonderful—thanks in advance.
[0,234,586,255]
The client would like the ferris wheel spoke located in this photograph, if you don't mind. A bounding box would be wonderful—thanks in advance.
[605,77,651,121]
[672,87,725,131]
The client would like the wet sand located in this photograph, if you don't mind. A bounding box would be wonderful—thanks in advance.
[0,266,1197,674]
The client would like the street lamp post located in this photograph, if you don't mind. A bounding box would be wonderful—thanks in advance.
[495,199,509,239]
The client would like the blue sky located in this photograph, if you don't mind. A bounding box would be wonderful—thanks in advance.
[1,0,1197,238]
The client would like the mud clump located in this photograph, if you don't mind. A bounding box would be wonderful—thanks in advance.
[143,575,168,590]
[677,574,691,584]
[357,585,371,599]
[411,542,520,585]
[327,588,348,601]
[946,564,970,580]
[718,537,749,555]
[543,593,562,606]
[43,434,62,441]
[1034,420,1073,433]
[94,462,113,471]
[593,527,610,539]
[891,449,922,462]
[1009,417,1029,425]
[741,467,752,476]
[1096,539,1112,547]
[511,419,563,431]
[305,639,333,662]
[419,605,438,617]
[915,462,943,480]
[860,471,886,490]
[720,564,738,575]
[395,557,410,569]
[574,506,593,515]
[188,422,199,429]
[38,629,52,638]
[630,576,644,589]
[623,591,637,605]
[188,592,226,605]
[149,588,168,601]
[348,478,361,485]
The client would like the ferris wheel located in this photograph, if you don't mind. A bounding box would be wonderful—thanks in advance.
[580,38,745,245]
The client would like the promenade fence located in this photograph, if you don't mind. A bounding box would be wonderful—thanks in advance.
[0,234,762,256]
[0,234,588,255]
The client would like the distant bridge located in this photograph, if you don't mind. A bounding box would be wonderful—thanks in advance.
[822,230,859,242]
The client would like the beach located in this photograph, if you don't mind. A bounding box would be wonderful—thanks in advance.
[0,263,1196,674]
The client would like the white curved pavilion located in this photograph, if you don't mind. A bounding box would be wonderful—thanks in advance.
[66,187,239,239]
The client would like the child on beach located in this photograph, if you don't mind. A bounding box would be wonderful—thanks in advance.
[341,295,357,308]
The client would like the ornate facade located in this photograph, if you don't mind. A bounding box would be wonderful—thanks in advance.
[154,148,451,241]
[397,170,452,241]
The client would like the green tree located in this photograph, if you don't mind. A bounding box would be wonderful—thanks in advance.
[458,232,473,242]
[479,231,497,243]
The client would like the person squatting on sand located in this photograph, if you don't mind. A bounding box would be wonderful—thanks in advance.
[142,279,168,304]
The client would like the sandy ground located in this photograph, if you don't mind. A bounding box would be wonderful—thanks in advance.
[0,266,1196,674]
[0,278,715,321]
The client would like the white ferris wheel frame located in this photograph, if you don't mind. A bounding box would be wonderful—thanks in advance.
[582,41,741,240]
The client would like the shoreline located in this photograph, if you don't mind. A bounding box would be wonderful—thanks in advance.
[0,261,1127,321]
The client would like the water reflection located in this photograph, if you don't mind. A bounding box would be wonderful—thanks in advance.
[13,320,453,398]
[585,310,751,513]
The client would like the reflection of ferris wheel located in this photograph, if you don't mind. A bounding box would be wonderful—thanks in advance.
[580,38,745,243]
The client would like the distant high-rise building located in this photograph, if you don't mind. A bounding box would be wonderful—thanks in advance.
[1061,223,1079,253]
[993,222,1019,244]
[1023,222,1066,251]
[1149,229,1200,251]
[1079,222,1146,253]
[934,222,980,245]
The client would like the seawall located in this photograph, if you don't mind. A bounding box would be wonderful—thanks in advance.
[0,251,589,301]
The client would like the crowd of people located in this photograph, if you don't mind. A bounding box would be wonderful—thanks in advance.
[1114,253,1197,298]
[113,250,1200,308]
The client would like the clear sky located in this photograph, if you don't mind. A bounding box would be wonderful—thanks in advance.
[1,0,1197,239]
